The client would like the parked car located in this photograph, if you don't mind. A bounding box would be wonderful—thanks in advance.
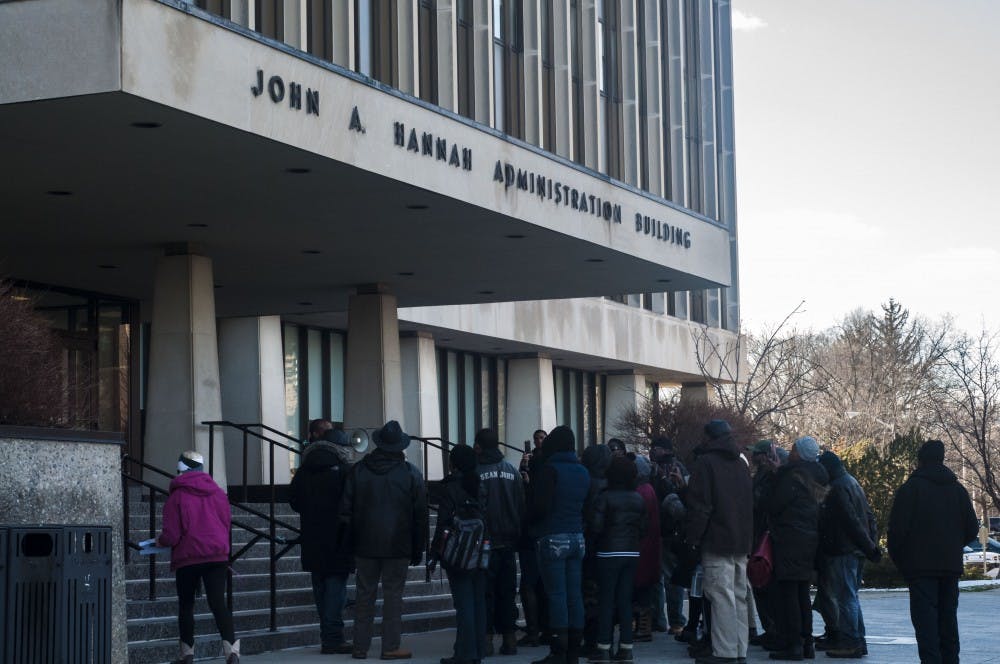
[963,550,1000,566]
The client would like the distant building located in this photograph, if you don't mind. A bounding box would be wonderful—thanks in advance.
[0,0,740,482]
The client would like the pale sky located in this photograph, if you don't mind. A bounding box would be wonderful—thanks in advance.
[732,0,1000,334]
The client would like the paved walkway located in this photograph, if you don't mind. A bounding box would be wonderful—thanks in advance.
[235,586,1000,664]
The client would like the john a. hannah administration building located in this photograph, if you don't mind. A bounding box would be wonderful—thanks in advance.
[1,0,740,485]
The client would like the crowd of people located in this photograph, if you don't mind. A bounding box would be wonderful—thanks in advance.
[157,417,980,664]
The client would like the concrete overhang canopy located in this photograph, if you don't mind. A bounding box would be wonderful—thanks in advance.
[0,0,732,316]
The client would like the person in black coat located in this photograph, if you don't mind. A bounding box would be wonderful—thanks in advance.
[815,451,881,657]
[432,445,488,664]
[339,421,429,659]
[586,456,647,663]
[288,426,354,654]
[888,440,978,664]
[764,436,829,660]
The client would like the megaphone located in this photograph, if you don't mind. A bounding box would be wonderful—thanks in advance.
[350,428,370,454]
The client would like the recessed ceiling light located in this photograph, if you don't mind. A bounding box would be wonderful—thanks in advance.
[492,346,503,351]
[397,271,415,276]
[479,290,495,295]
[301,249,322,255]
[585,258,604,263]
[46,190,73,196]
[187,223,209,228]
[406,204,429,210]
[285,167,311,174]
[298,301,313,306]
[97,264,118,270]
[214,284,223,289]
[505,234,526,239]
[657,278,672,283]
[131,121,162,129]
[441,338,453,342]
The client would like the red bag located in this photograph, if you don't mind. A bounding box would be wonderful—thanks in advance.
[748,531,774,589]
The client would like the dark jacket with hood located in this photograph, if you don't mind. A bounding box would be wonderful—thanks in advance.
[765,459,829,580]
[684,434,753,556]
[582,445,612,541]
[477,447,525,548]
[533,443,590,538]
[339,448,429,561]
[432,470,482,570]
[289,441,353,576]
[588,487,647,554]
[818,453,878,559]
[887,462,978,579]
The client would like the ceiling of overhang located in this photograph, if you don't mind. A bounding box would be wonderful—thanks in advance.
[0,92,719,317]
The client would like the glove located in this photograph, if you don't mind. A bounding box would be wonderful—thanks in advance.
[426,557,438,574]
[866,546,883,563]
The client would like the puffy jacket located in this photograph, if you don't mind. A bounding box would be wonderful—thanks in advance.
[288,441,353,575]
[477,448,525,548]
[340,448,429,561]
[588,488,647,554]
[684,435,754,556]
[533,451,590,537]
[818,457,878,558]
[888,462,978,579]
[159,471,231,571]
[765,460,829,581]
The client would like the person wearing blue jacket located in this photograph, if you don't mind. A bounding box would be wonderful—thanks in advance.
[530,426,590,664]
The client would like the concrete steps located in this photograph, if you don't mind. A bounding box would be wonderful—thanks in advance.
[125,491,452,664]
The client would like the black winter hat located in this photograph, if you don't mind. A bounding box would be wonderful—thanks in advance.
[606,456,638,489]
[918,440,946,465]
[474,428,500,449]
[542,425,576,456]
[651,436,674,451]
[449,444,478,474]
[704,419,732,440]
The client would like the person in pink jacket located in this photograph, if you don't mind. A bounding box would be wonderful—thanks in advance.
[157,450,239,664]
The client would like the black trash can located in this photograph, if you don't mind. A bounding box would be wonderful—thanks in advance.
[4,525,112,664]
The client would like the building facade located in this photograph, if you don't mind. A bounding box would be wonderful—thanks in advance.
[0,0,740,483]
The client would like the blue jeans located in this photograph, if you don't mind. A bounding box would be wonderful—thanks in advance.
[824,554,865,644]
[448,568,488,662]
[537,533,585,630]
[311,572,348,647]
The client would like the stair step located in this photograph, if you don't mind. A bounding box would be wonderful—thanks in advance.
[127,610,456,664]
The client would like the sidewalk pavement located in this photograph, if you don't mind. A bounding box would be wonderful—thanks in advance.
[232,586,1000,664]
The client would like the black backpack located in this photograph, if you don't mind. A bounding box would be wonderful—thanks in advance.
[436,497,490,571]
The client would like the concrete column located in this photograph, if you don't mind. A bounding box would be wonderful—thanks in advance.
[436,0,458,111]
[401,333,444,479]
[144,250,225,487]
[218,316,290,486]
[552,0,573,159]
[396,0,419,95]
[581,0,603,171]
[505,356,557,464]
[604,373,645,439]
[344,288,404,438]
[619,0,641,186]
[641,0,665,196]
[472,0,495,125]
[331,0,356,69]
[664,0,687,205]
[680,381,710,405]
[282,0,308,49]
[522,0,544,146]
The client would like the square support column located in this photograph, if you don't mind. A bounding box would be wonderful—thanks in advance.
[344,289,404,439]
[144,252,225,487]
[401,332,443,479]
[505,356,557,464]
[604,373,646,439]
[218,316,290,486]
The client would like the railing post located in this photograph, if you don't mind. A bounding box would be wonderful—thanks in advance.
[227,527,234,612]
[148,490,157,601]
[208,422,215,477]
[122,458,131,563]
[269,441,277,632]
[242,429,249,503]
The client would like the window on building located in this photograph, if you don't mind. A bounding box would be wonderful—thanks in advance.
[437,349,503,475]
[599,0,624,179]
[370,0,397,86]
[683,0,703,213]
[456,0,474,115]
[494,0,525,137]
[541,0,555,151]
[419,0,439,103]
[281,323,346,441]
[570,0,584,163]
[356,0,373,75]
[636,0,649,191]
[306,0,332,60]
[689,289,706,324]
[554,367,601,449]
[255,1,282,40]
